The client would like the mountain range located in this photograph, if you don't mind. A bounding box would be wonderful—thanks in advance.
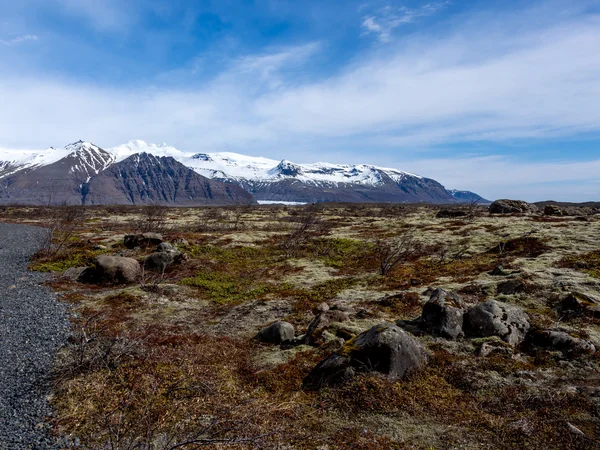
[0,140,489,206]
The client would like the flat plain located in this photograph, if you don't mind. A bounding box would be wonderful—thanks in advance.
[2,203,599,449]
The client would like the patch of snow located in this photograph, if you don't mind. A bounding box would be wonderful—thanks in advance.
[257,200,308,205]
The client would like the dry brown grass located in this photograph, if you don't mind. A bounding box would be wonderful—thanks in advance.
[2,204,599,448]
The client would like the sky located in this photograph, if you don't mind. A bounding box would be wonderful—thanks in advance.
[0,0,599,202]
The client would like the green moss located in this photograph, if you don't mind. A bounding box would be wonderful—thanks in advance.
[180,271,294,304]
[290,277,360,312]
[30,247,109,272]
[305,238,374,269]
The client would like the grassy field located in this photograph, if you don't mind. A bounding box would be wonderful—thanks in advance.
[2,203,600,449]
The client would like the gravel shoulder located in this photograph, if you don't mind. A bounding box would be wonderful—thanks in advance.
[0,223,69,449]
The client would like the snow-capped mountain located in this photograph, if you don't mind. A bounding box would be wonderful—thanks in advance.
[0,140,486,205]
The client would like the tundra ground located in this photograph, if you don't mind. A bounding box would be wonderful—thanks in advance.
[2,203,599,449]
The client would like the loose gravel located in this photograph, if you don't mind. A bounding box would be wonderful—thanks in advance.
[0,224,69,449]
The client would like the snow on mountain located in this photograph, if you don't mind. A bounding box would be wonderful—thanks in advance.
[0,145,72,178]
[0,139,424,187]
[64,140,115,182]
[183,150,423,187]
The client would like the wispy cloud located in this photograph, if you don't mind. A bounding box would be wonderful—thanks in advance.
[1,34,38,46]
[54,0,133,31]
[1,1,600,201]
[361,2,449,42]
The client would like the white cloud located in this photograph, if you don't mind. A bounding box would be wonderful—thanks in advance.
[54,0,133,31]
[399,155,600,202]
[1,34,38,46]
[361,2,449,42]
[1,2,600,201]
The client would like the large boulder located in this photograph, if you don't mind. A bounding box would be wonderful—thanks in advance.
[464,300,530,346]
[256,321,295,345]
[124,232,163,249]
[303,323,428,389]
[80,255,141,284]
[420,288,465,339]
[489,200,537,214]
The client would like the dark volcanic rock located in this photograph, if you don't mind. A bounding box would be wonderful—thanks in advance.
[489,199,537,214]
[526,329,595,358]
[436,209,468,219]
[144,251,185,273]
[420,288,465,339]
[303,323,428,389]
[84,153,255,206]
[558,292,600,318]
[257,321,295,345]
[497,279,525,295]
[124,232,163,249]
[464,300,530,346]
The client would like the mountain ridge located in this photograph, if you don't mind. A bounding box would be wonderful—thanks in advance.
[0,140,488,205]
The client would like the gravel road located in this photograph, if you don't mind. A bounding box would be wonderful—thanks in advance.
[0,223,69,449]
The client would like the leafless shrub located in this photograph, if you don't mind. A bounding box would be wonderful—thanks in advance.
[101,398,271,450]
[195,207,227,232]
[436,238,470,264]
[55,312,140,380]
[35,205,86,259]
[374,229,421,275]
[129,204,171,234]
[280,207,332,258]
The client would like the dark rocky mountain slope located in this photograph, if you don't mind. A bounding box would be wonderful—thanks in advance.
[0,142,114,205]
[83,153,255,206]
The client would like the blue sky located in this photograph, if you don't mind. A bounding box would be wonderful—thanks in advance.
[1,0,599,201]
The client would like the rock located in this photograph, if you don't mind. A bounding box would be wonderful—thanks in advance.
[489,199,537,214]
[558,292,600,318]
[464,300,530,346]
[330,303,354,313]
[144,251,186,273]
[476,341,512,357]
[81,255,141,284]
[436,209,468,219]
[93,244,107,250]
[420,288,465,339]
[316,302,330,313]
[174,238,189,246]
[257,321,295,345]
[527,329,595,358]
[124,232,163,249]
[62,266,88,281]
[566,422,586,437]
[422,287,435,297]
[489,265,508,276]
[544,205,565,216]
[303,323,428,389]
[497,279,525,295]
[305,310,350,344]
[156,242,175,252]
